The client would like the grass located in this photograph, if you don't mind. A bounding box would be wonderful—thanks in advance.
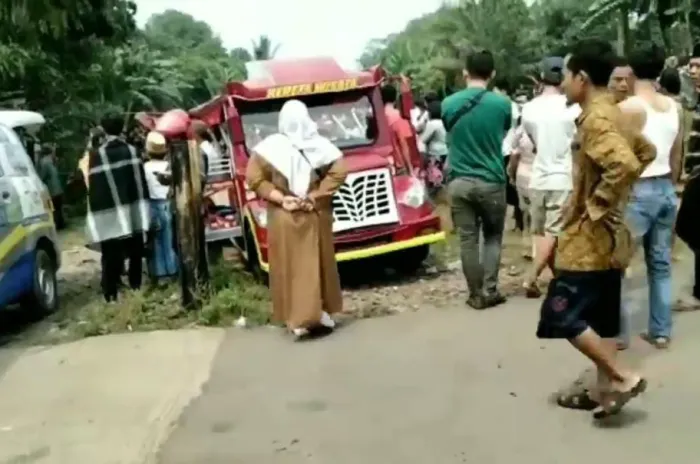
[33,259,271,345]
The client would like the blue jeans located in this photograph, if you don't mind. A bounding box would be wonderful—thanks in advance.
[149,200,178,278]
[620,177,677,342]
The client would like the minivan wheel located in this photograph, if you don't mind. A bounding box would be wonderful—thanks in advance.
[20,248,58,315]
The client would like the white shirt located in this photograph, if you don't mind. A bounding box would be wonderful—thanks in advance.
[200,140,221,161]
[411,107,429,133]
[521,93,579,190]
[626,95,678,178]
[144,159,170,200]
[502,102,521,157]
[419,119,447,157]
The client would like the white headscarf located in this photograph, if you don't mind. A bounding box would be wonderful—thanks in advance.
[253,99,342,197]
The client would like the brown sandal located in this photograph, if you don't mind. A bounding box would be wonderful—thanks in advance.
[523,281,542,299]
[557,390,599,411]
[593,378,647,419]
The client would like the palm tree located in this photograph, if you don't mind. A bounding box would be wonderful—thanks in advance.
[250,35,280,60]
[582,0,696,55]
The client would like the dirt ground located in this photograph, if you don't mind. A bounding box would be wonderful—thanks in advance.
[0,207,549,346]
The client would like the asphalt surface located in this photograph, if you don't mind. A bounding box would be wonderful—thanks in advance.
[157,274,700,464]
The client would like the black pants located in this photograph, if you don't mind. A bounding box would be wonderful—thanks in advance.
[503,156,523,231]
[694,251,700,300]
[52,195,66,230]
[101,234,144,302]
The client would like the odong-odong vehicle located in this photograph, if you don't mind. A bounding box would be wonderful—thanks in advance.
[189,57,446,277]
[0,111,60,313]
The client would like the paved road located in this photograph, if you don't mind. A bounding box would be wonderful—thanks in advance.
[1,262,698,464]
[0,329,224,464]
[157,280,700,464]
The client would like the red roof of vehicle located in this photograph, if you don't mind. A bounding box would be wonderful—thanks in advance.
[189,58,385,125]
[226,57,384,101]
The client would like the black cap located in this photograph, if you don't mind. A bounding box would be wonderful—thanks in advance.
[541,56,565,85]
[693,43,700,58]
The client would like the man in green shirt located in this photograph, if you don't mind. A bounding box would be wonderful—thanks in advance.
[441,49,512,309]
[38,145,65,229]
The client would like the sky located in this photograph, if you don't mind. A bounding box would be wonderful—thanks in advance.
[134,0,452,69]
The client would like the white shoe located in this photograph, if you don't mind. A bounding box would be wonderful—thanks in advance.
[320,311,336,328]
[292,328,310,338]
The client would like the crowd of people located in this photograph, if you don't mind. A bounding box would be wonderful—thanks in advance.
[72,37,700,419]
[369,38,700,418]
[430,40,700,419]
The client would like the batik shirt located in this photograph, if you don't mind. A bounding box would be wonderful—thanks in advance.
[555,93,656,272]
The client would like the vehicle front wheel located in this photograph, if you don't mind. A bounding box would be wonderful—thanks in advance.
[390,245,430,275]
[244,224,268,285]
[20,248,58,315]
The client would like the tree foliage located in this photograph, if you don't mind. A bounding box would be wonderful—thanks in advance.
[0,1,254,173]
[358,0,698,96]
[1,0,698,178]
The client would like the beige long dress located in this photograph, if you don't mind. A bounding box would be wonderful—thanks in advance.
[246,154,348,329]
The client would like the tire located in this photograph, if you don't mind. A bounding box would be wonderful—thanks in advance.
[244,223,268,285]
[207,242,224,265]
[20,247,58,315]
[392,245,430,275]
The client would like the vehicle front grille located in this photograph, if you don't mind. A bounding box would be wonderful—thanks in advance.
[332,168,399,233]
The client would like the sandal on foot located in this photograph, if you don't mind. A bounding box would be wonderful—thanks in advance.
[593,378,647,419]
[523,281,542,299]
[556,390,599,411]
[641,333,670,349]
[673,299,700,312]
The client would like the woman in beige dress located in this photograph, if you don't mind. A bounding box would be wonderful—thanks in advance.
[246,100,348,339]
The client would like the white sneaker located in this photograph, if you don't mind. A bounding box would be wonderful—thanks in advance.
[292,328,310,338]
[320,311,336,328]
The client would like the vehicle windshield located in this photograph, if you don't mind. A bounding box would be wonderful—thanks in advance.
[238,89,377,150]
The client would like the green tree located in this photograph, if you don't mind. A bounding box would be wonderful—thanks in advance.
[142,10,247,107]
[144,9,227,59]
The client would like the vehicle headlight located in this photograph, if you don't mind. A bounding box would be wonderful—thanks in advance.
[251,206,267,227]
[398,177,427,208]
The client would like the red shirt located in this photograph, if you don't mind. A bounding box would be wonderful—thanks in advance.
[384,106,413,140]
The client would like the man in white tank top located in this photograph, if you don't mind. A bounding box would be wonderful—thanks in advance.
[618,46,684,350]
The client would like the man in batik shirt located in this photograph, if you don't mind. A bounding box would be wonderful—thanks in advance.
[537,40,656,419]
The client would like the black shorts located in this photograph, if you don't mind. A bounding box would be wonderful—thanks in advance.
[536,269,622,340]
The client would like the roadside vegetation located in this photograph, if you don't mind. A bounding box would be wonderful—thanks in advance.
[60,260,271,342]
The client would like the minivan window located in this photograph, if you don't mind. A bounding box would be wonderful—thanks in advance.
[0,126,33,176]
[0,128,9,177]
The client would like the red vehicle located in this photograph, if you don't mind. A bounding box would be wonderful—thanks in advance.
[189,57,445,276]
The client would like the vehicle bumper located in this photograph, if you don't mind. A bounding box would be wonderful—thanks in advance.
[252,209,445,272]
